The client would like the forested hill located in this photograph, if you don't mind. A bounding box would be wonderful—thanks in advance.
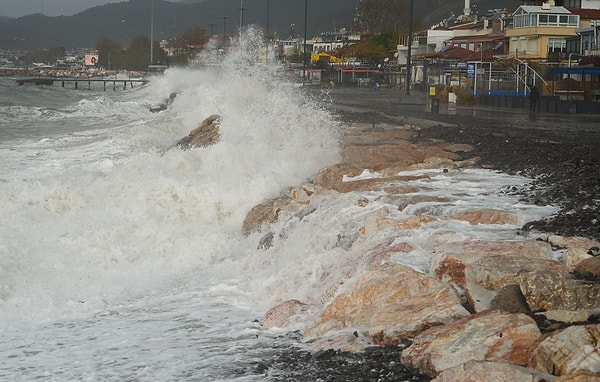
[0,0,520,50]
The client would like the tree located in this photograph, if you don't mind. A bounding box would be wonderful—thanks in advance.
[25,47,66,65]
[122,34,167,71]
[168,27,210,64]
[354,0,407,34]
[96,37,123,70]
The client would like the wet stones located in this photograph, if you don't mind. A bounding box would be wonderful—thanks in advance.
[532,324,600,376]
[400,310,542,378]
[176,114,221,149]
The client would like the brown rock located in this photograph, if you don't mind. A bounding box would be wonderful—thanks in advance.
[464,256,566,312]
[401,310,542,378]
[304,264,469,346]
[518,270,600,313]
[564,248,595,273]
[431,360,556,382]
[452,209,520,225]
[326,176,422,194]
[554,370,600,381]
[573,257,600,279]
[264,299,307,329]
[241,196,289,236]
[547,235,600,252]
[312,163,364,187]
[532,324,600,376]
[430,240,562,313]
[177,114,220,149]
[343,141,460,171]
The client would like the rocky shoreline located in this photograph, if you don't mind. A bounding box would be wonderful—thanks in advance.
[181,88,600,381]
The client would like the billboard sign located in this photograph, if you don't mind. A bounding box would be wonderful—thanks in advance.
[84,54,99,66]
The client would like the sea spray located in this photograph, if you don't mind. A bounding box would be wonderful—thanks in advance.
[0,28,341,327]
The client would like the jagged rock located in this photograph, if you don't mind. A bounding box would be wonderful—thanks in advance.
[546,235,600,252]
[518,270,600,320]
[573,257,600,280]
[241,196,290,236]
[343,141,460,171]
[357,208,437,239]
[289,184,328,205]
[325,175,421,194]
[150,92,177,112]
[304,264,469,347]
[309,329,374,352]
[564,247,595,273]
[263,299,308,329]
[401,310,542,378]
[430,240,554,286]
[312,163,364,187]
[452,209,520,225]
[490,284,531,314]
[431,360,556,382]
[176,114,220,149]
[532,324,600,376]
[555,370,600,381]
[464,256,566,312]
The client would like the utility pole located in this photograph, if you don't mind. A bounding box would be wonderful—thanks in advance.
[150,0,154,65]
[239,0,246,31]
[405,0,414,96]
[303,0,308,84]
[222,16,228,37]
[266,0,270,63]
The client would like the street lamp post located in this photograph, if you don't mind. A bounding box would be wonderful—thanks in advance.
[222,16,228,37]
[405,0,414,96]
[266,0,270,63]
[239,0,246,32]
[150,0,154,65]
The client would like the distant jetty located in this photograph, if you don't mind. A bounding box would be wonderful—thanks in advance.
[16,77,148,90]
[3,67,149,90]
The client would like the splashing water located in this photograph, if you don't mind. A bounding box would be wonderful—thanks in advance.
[0,28,557,380]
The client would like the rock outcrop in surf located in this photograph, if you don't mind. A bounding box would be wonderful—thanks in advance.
[248,121,600,381]
[176,114,221,150]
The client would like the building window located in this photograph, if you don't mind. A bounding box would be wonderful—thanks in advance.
[564,0,581,8]
[548,38,566,53]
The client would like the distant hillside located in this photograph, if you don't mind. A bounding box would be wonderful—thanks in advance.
[0,0,521,50]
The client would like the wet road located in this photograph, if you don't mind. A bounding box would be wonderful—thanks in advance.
[324,86,600,133]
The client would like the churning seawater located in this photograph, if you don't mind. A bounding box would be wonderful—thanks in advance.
[0,31,558,381]
[0,33,343,381]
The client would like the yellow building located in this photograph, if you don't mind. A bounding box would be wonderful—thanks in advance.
[506,4,580,60]
[310,52,345,64]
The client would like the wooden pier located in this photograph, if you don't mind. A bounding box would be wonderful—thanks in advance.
[16,77,148,91]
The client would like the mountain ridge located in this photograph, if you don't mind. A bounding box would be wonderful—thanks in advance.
[0,0,520,50]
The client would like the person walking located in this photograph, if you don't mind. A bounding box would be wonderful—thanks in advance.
[529,85,540,111]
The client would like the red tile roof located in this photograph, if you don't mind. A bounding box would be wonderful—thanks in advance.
[567,8,600,19]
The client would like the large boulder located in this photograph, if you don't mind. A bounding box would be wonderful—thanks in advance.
[518,270,600,322]
[263,299,308,329]
[532,324,600,376]
[176,114,220,149]
[304,264,470,347]
[463,255,567,312]
[430,240,554,286]
[342,140,460,171]
[401,310,542,378]
[431,360,556,382]
[241,195,290,236]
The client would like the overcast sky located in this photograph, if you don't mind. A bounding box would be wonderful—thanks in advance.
[1,0,189,18]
